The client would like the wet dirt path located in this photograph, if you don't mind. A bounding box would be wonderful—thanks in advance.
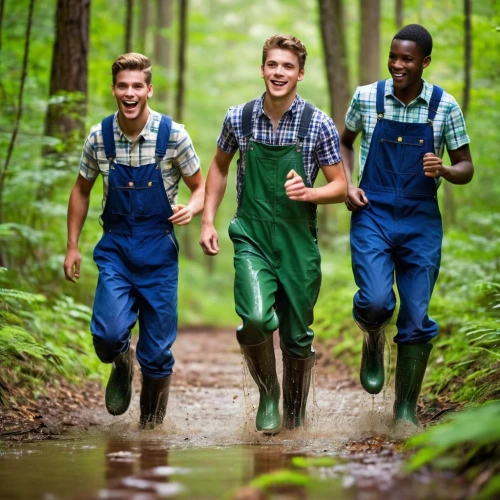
[0,329,469,499]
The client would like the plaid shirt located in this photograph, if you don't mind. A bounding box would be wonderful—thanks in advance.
[79,109,200,208]
[217,93,342,203]
[345,79,470,181]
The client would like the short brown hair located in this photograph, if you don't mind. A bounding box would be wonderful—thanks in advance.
[262,35,308,71]
[111,53,152,85]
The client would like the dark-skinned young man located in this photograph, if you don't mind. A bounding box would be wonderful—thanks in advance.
[340,24,474,426]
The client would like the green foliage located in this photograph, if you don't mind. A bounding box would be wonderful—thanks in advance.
[404,401,500,497]
[249,469,310,490]
[0,286,106,405]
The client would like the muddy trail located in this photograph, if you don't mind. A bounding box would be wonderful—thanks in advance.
[0,329,469,499]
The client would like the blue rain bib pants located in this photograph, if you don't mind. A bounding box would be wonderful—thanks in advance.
[91,114,179,378]
[351,81,444,344]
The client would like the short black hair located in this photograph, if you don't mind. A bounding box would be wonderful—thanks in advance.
[393,24,433,57]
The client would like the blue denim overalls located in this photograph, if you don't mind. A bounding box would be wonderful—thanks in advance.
[351,80,444,344]
[91,114,179,378]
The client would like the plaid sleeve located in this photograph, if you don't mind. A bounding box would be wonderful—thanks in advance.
[79,129,100,180]
[443,98,470,151]
[316,115,342,167]
[172,126,200,176]
[345,87,364,133]
[216,108,240,154]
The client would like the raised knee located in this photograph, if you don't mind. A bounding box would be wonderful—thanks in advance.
[236,311,278,345]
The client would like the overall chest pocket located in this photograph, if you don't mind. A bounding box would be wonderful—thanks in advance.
[110,176,165,216]
[376,136,426,175]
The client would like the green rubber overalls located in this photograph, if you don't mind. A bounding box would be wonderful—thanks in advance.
[230,100,321,358]
[229,100,319,432]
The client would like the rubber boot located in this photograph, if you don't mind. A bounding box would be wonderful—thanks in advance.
[282,353,315,429]
[105,348,134,416]
[240,337,281,435]
[139,373,172,430]
[358,323,386,394]
[394,343,433,426]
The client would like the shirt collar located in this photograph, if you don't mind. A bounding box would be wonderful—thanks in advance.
[387,78,433,105]
[113,109,153,142]
[256,93,303,119]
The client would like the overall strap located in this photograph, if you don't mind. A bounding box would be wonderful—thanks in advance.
[427,85,443,122]
[297,101,315,141]
[376,80,387,116]
[101,114,116,159]
[242,99,257,138]
[155,114,173,159]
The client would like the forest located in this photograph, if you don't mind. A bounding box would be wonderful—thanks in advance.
[0,0,499,496]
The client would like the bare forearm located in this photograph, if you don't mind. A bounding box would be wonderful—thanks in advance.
[440,160,474,185]
[202,164,229,225]
[305,180,347,204]
[67,188,90,249]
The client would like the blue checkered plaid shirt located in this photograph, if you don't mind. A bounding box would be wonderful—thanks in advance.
[345,79,470,182]
[217,93,342,204]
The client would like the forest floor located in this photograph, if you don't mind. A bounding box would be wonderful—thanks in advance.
[0,327,444,444]
[0,328,355,442]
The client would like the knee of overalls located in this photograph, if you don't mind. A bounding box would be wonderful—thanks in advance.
[236,310,279,346]
[280,335,314,359]
[353,289,395,329]
[92,330,130,364]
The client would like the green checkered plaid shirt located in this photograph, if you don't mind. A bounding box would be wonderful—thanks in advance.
[79,109,200,208]
[345,79,470,182]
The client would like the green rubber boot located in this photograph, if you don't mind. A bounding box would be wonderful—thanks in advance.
[240,337,281,435]
[105,348,134,416]
[394,343,433,425]
[139,373,172,430]
[282,353,315,429]
[359,325,386,394]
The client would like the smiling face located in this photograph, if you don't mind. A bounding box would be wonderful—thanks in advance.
[388,38,430,103]
[261,48,304,103]
[112,69,153,128]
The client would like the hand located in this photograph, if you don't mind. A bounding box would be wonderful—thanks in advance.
[63,248,81,283]
[423,152,447,178]
[345,186,368,212]
[169,204,193,226]
[199,223,219,255]
[285,169,309,201]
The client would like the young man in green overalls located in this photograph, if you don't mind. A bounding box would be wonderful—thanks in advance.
[200,35,347,434]
[340,25,474,426]
[64,53,205,429]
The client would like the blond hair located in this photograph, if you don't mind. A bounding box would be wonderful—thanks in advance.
[262,35,308,71]
[111,53,152,85]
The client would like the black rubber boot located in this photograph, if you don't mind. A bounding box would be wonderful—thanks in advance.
[105,348,134,416]
[282,353,315,429]
[139,373,172,430]
[394,343,433,426]
[240,336,281,435]
[358,321,387,395]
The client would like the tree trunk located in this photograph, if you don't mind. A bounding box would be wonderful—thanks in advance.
[0,0,5,52]
[154,0,173,104]
[317,0,350,125]
[125,0,133,53]
[138,0,151,55]
[444,0,472,231]
[359,0,380,85]
[395,0,404,29]
[176,0,193,259]
[43,0,89,156]
[0,0,35,229]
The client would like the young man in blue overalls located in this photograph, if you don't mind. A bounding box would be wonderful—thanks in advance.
[340,25,474,425]
[64,53,205,429]
[200,35,346,435]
